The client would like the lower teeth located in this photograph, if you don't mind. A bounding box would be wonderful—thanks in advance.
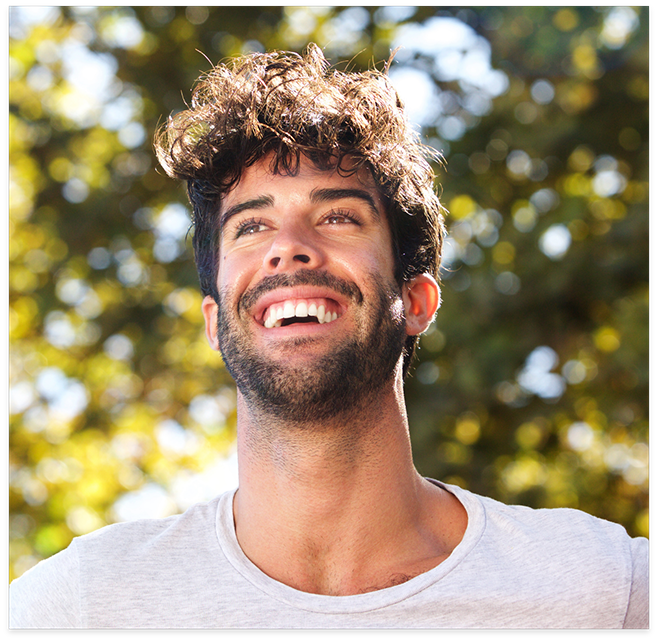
[265,309,339,328]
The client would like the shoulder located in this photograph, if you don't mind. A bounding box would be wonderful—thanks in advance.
[467,487,641,569]
[73,494,223,561]
[10,493,227,628]
[10,536,81,628]
[443,483,648,628]
[443,481,636,548]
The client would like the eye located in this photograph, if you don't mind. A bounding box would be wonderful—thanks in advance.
[234,217,269,238]
[321,209,361,226]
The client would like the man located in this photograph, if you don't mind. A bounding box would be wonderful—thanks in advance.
[10,44,648,628]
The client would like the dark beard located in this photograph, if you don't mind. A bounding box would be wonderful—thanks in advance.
[216,270,407,424]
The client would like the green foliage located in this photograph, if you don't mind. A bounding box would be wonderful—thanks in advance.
[9,7,648,581]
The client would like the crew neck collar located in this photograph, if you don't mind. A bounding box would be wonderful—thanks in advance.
[215,481,485,614]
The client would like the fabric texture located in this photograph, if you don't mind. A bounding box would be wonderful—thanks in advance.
[9,482,649,629]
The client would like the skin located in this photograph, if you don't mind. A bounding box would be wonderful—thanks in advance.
[202,155,467,596]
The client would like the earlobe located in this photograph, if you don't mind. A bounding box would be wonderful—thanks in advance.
[402,274,441,336]
[201,295,220,351]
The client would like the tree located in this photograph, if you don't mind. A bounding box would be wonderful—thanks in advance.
[9,6,648,581]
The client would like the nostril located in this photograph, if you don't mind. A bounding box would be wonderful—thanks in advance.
[267,254,311,270]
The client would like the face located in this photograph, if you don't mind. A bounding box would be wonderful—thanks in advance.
[202,155,413,423]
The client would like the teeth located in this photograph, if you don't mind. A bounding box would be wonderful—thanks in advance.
[262,300,339,327]
[264,307,280,328]
[264,305,283,327]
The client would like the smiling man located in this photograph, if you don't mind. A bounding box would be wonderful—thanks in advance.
[205,159,427,426]
[10,44,648,628]
[197,153,462,599]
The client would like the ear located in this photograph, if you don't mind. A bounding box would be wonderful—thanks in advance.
[402,274,441,336]
[201,295,220,351]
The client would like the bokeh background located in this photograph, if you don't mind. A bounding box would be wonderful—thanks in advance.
[9,6,649,581]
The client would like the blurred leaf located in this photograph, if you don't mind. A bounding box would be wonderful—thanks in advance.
[9,6,648,582]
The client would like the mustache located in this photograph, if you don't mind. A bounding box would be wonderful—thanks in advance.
[238,270,363,313]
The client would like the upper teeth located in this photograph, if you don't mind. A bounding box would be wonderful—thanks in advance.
[263,299,339,328]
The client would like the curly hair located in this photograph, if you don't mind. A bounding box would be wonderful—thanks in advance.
[154,43,445,372]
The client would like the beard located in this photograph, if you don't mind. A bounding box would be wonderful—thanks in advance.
[215,269,407,425]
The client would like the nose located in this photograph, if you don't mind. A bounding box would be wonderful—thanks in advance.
[263,225,325,273]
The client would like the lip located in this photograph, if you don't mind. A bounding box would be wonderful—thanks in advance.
[247,286,351,326]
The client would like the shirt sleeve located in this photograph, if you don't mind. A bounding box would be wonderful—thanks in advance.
[9,538,82,629]
[622,536,649,629]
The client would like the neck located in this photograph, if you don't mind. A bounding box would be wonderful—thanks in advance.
[237,365,410,472]
[231,373,467,596]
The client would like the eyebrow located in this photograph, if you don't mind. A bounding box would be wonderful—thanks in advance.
[310,188,381,220]
[219,195,275,229]
[219,186,381,231]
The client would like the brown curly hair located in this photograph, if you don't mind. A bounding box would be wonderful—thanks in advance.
[154,43,445,372]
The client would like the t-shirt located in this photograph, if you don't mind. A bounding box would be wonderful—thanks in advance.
[9,482,648,629]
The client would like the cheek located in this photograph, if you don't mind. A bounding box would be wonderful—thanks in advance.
[368,224,397,278]
[367,240,397,281]
[217,247,261,291]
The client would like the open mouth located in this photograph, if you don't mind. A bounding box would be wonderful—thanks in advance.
[262,298,341,328]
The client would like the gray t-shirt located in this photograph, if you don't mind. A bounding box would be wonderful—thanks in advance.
[9,482,648,628]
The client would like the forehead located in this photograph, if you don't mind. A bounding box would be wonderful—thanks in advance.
[221,155,385,212]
